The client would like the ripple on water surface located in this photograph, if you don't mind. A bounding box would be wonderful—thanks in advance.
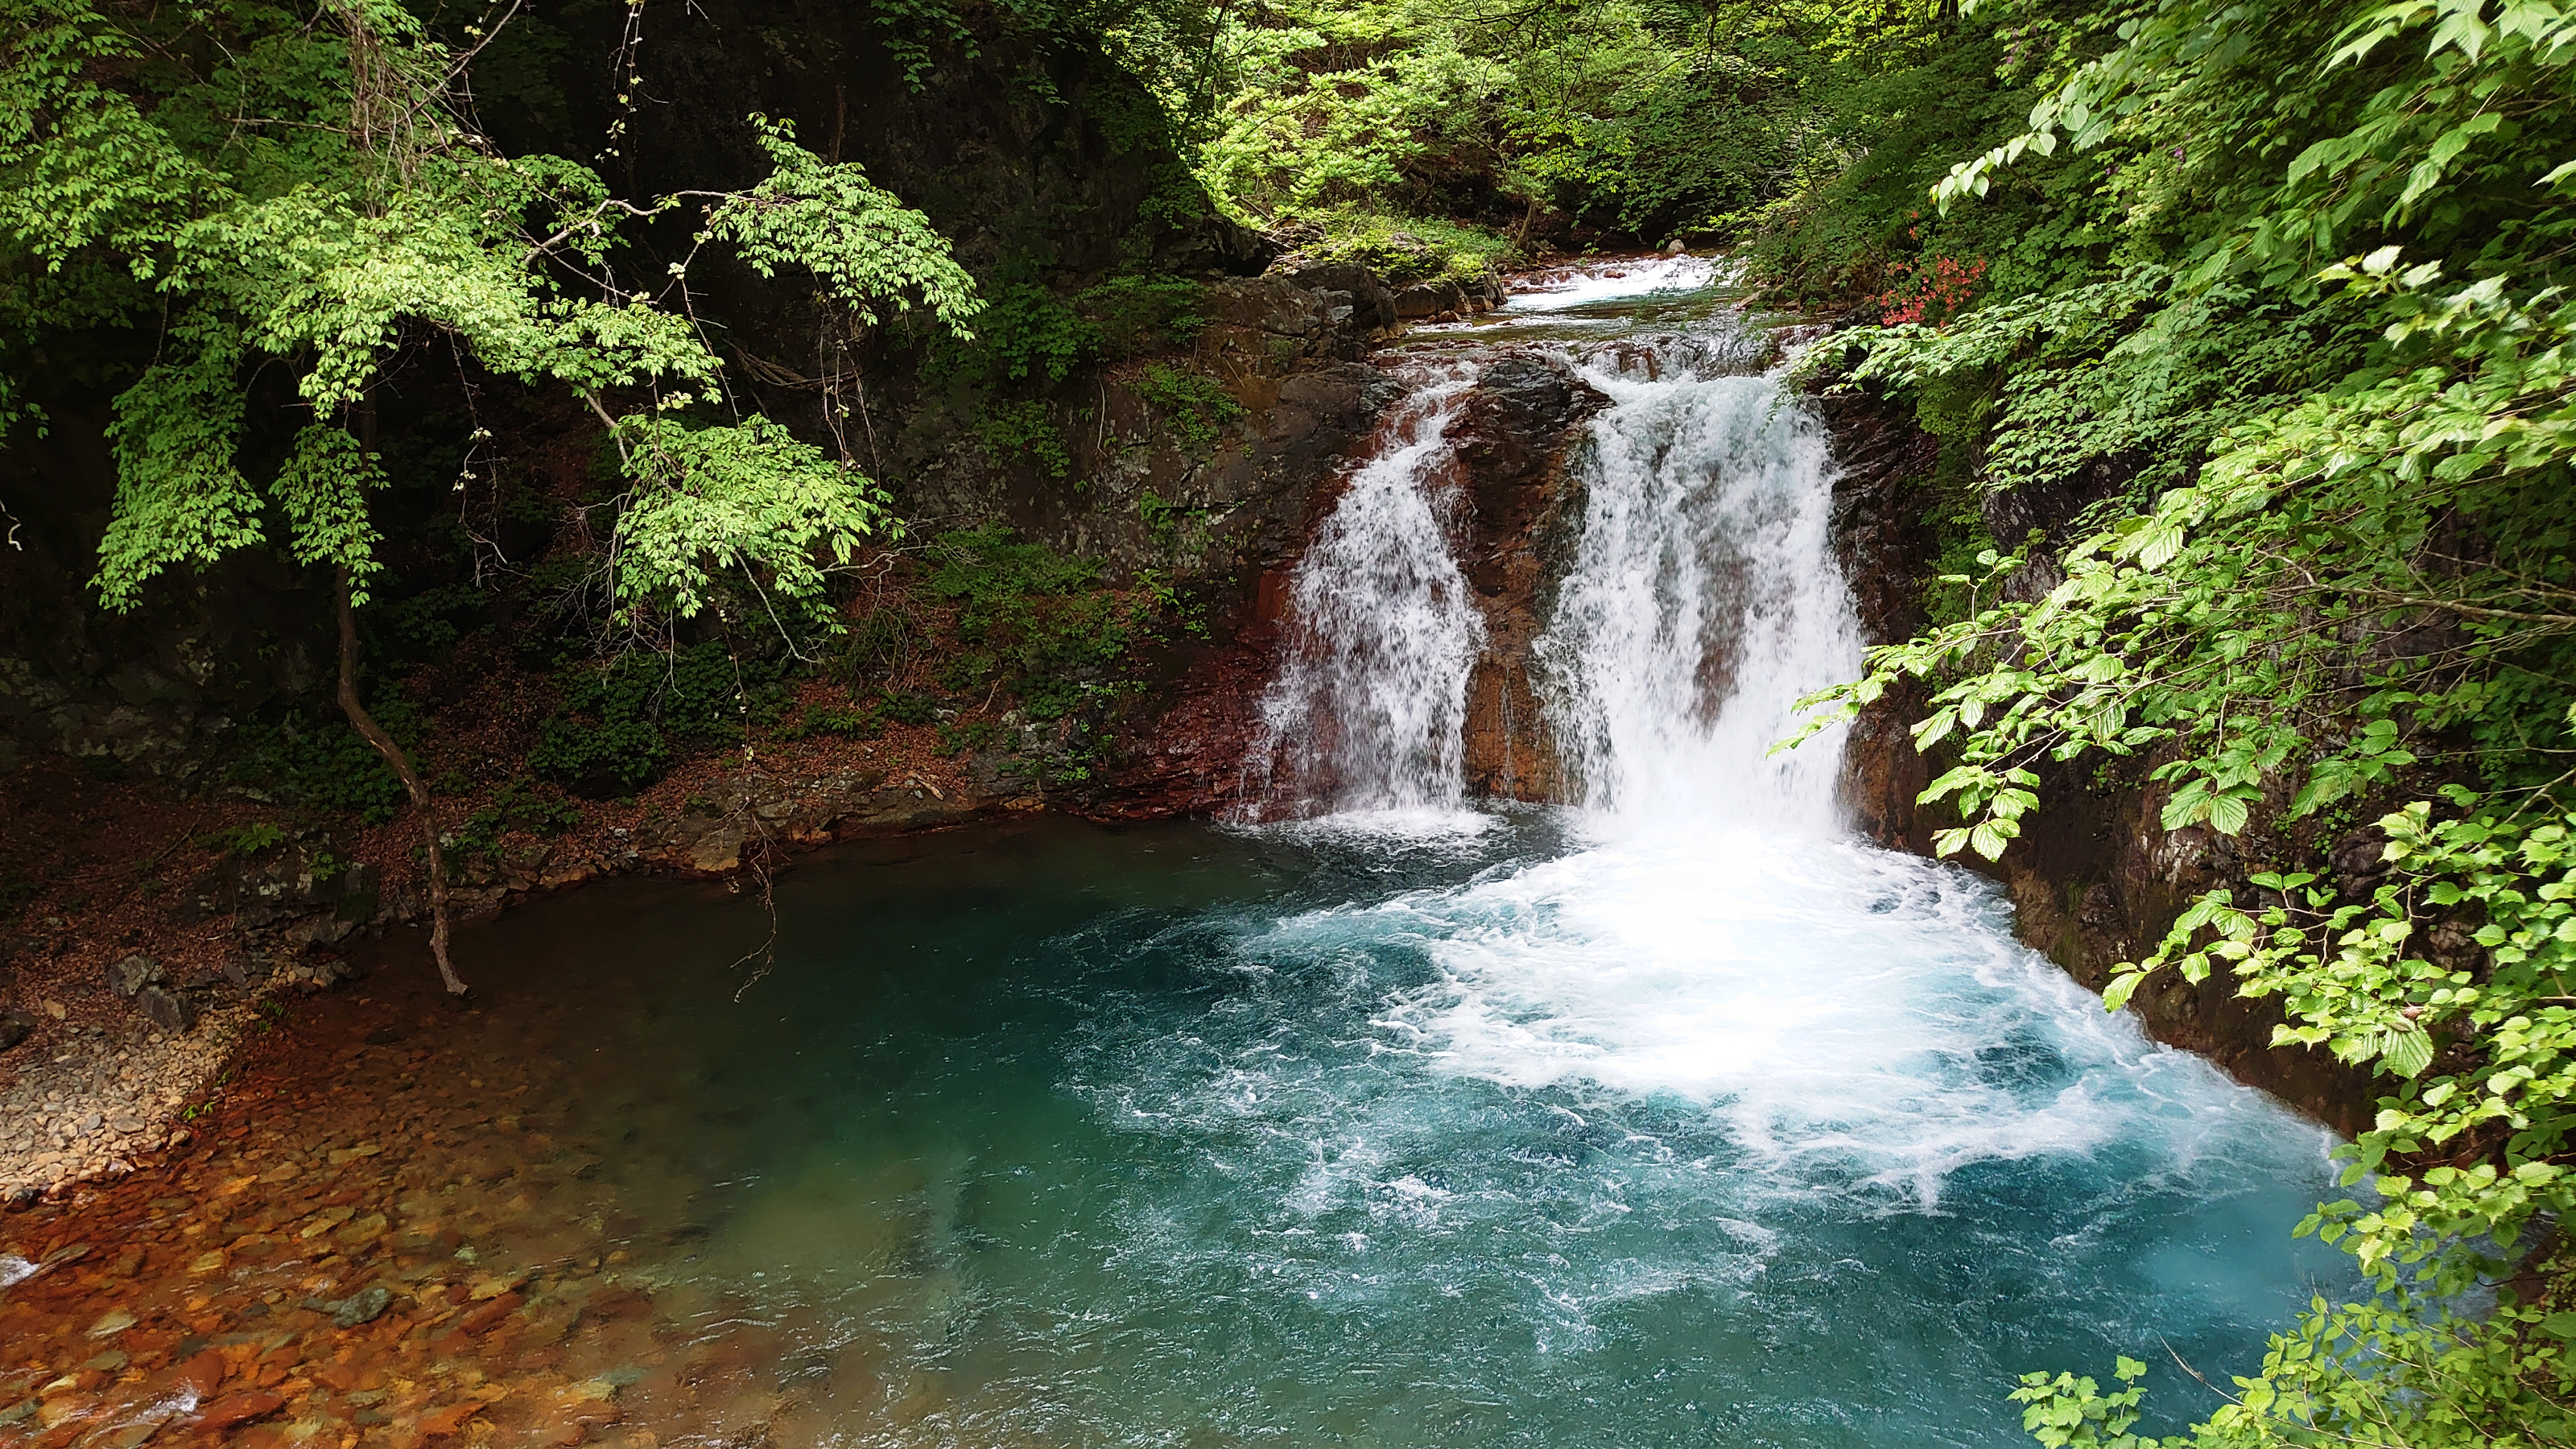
[391,813,2351,1448]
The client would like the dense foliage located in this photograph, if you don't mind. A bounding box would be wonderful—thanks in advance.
[0,0,978,626]
[1755,2,2576,1444]
[1187,0,1987,264]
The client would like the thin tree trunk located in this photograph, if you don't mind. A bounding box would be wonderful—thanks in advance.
[335,564,466,995]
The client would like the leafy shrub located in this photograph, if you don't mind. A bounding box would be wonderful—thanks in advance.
[1279,210,1506,285]
[978,398,1074,479]
[223,707,418,824]
[923,528,1150,720]
[1872,256,1988,327]
[205,821,287,857]
[826,606,920,687]
[881,690,942,725]
[1912,459,2003,629]
[530,642,788,795]
[449,777,584,860]
[368,581,486,662]
[956,280,1092,388]
[936,719,999,755]
[1077,274,1205,357]
[1137,489,1181,545]
[780,702,886,741]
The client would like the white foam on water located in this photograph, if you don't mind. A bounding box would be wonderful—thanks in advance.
[1234,805,1502,852]
[1233,828,2333,1216]
[1232,284,2328,1215]
[1505,256,1723,312]
[0,1254,35,1289]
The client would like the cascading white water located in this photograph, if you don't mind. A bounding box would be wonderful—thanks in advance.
[1534,353,1859,829]
[1244,361,1485,820]
[1230,260,2330,1228]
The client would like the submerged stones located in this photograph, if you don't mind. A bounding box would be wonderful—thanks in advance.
[84,1308,137,1338]
[192,1391,286,1431]
[324,1284,394,1328]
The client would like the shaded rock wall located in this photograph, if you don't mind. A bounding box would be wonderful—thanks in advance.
[1820,383,2376,1133]
[504,0,1397,601]
[1092,342,1596,818]
[911,269,1405,584]
[0,404,336,777]
[1077,353,1412,819]
[1451,355,1606,801]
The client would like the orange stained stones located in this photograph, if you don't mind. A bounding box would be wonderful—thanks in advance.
[415,1398,485,1438]
[171,1348,229,1398]
[191,1389,286,1430]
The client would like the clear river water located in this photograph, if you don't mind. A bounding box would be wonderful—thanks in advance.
[418,260,2351,1445]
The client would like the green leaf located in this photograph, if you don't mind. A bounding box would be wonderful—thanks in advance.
[2207,793,2252,836]
[2381,1027,2434,1078]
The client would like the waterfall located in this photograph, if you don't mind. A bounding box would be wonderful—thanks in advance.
[1534,355,1860,829]
[1246,287,1857,824]
[1243,361,1485,820]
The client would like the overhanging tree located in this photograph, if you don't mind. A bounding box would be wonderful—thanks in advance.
[1,0,982,993]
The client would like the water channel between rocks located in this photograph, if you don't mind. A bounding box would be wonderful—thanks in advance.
[1,262,2354,1449]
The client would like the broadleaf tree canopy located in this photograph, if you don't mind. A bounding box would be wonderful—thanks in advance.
[0,0,984,619]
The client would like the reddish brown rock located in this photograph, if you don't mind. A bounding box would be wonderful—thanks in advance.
[1447,354,1608,801]
[172,1348,227,1399]
[456,1291,522,1335]
[1817,378,2376,1133]
[192,1390,284,1430]
[582,1286,652,1321]
[417,1400,485,1438]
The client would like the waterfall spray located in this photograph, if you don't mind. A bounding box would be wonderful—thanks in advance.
[1248,288,1856,828]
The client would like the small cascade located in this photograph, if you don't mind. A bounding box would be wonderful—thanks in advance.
[1533,353,1860,829]
[1244,262,1856,829]
[1241,361,1485,820]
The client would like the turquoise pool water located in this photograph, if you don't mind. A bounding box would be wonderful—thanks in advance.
[456,811,2347,1448]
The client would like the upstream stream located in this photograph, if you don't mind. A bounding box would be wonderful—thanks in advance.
[1,262,2350,1447]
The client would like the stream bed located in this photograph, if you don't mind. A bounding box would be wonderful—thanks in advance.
[1,813,2347,1447]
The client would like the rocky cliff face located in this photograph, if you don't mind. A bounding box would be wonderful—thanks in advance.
[1451,355,1606,801]
[1089,341,1597,818]
[1820,384,2376,1133]
[0,407,338,777]
[505,0,1406,588]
